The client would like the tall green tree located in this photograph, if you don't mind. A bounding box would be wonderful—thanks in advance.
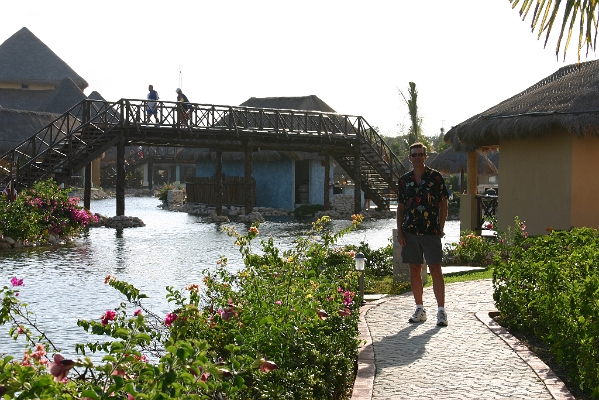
[510,0,598,61]
[398,82,422,145]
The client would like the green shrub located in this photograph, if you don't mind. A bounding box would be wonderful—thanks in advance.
[156,182,184,204]
[493,226,599,397]
[345,241,393,277]
[293,204,325,218]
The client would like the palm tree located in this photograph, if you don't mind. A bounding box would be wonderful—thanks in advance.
[398,82,422,145]
[510,0,598,61]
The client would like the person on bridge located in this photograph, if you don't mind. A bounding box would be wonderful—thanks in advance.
[146,85,160,123]
[396,142,449,327]
[176,88,193,125]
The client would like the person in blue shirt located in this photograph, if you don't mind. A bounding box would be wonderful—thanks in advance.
[146,85,160,123]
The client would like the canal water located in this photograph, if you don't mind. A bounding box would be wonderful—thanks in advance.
[0,196,460,358]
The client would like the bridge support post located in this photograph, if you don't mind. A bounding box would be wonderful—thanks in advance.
[353,143,362,215]
[324,155,331,210]
[148,157,154,189]
[84,163,91,210]
[215,150,223,216]
[244,145,253,214]
[116,135,125,216]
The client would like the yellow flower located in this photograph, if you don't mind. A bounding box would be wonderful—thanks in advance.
[185,284,200,292]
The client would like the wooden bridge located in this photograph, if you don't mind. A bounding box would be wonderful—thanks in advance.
[0,99,405,215]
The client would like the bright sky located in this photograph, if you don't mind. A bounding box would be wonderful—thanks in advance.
[1,0,591,137]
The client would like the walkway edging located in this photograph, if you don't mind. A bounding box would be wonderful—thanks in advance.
[351,298,389,400]
[475,310,575,400]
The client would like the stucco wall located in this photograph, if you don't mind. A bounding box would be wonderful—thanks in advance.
[195,159,295,209]
[309,160,334,205]
[499,132,572,235]
[571,136,599,229]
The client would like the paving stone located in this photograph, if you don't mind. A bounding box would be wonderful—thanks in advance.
[364,279,555,399]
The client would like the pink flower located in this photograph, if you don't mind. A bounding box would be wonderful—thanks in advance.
[259,359,278,372]
[520,222,526,231]
[133,309,142,316]
[49,353,75,382]
[317,309,329,320]
[338,308,351,317]
[275,300,282,305]
[101,310,117,325]
[127,395,135,400]
[523,232,529,238]
[164,312,178,326]
[10,277,24,287]
[218,308,235,321]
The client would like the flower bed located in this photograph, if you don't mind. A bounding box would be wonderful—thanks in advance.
[0,215,364,399]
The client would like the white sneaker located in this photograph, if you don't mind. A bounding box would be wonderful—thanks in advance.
[437,310,448,326]
[409,307,427,323]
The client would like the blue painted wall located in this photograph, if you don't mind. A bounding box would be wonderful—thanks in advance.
[195,158,295,209]
[309,160,334,205]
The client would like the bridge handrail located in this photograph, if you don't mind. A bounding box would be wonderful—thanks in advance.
[0,98,405,189]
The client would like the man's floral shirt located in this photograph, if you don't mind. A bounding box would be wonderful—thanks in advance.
[398,166,448,236]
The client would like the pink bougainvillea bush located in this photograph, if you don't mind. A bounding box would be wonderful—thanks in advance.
[0,216,363,399]
[0,178,97,244]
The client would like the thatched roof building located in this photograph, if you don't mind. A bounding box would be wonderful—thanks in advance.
[0,87,54,112]
[0,27,88,91]
[444,59,599,236]
[445,59,599,151]
[36,77,86,114]
[429,147,497,175]
[239,95,336,113]
[0,108,59,154]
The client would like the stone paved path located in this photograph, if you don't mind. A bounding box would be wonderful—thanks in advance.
[364,279,557,400]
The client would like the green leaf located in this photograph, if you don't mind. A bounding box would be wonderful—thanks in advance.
[81,390,99,399]
[135,333,151,342]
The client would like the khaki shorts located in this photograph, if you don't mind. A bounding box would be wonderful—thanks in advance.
[401,233,443,265]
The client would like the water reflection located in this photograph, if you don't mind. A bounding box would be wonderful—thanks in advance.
[0,196,460,358]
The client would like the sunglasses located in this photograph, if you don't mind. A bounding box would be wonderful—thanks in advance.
[409,152,426,157]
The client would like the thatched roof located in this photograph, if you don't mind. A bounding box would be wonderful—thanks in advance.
[36,77,86,114]
[175,148,323,163]
[239,95,337,113]
[0,108,59,155]
[0,28,88,90]
[429,147,498,175]
[445,59,599,151]
[87,91,106,101]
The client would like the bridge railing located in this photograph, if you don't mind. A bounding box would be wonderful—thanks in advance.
[0,99,122,185]
[121,99,366,137]
[1,98,404,189]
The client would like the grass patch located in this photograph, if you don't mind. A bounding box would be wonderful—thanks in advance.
[366,267,493,294]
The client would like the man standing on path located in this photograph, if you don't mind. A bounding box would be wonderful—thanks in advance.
[396,142,449,326]
[146,85,160,123]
